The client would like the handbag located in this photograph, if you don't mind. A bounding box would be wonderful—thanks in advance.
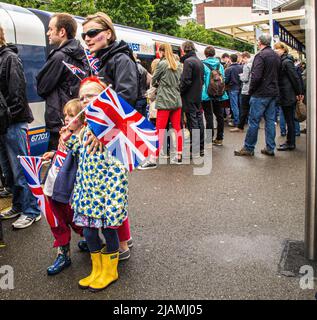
[52,150,78,204]
[295,99,307,122]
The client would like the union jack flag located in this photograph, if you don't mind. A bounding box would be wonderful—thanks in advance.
[84,49,100,75]
[85,87,159,172]
[52,150,67,171]
[62,60,86,76]
[18,156,58,228]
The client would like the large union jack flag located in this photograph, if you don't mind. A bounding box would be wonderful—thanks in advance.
[84,49,100,75]
[19,156,58,228]
[85,87,158,172]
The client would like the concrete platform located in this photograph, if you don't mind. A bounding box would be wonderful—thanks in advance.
[0,125,316,300]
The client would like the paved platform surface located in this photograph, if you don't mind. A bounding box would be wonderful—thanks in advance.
[0,125,316,300]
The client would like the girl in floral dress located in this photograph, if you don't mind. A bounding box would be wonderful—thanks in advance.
[61,77,128,292]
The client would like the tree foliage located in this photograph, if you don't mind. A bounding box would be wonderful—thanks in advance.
[177,22,254,53]
[150,0,192,35]
[1,0,43,8]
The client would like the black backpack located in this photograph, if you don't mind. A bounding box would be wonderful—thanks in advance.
[0,90,10,135]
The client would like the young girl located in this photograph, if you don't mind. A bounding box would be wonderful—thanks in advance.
[62,77,128,292]
[43,99,85,275]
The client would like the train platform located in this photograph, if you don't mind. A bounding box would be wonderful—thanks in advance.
[0,125,315,300]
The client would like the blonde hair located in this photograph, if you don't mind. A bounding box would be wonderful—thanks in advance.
[0,25,6,46]
[63,99,85,124]
[159,43,177,71]
[274,42,289,54]
[83,12,116,44]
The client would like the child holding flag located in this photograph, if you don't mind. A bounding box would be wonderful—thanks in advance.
[43,99,85,275]
[60,77,128,292]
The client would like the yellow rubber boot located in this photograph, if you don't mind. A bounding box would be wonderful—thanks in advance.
[88,251,119,292]
[78,252,102,289]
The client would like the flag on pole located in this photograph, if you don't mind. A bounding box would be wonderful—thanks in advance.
[84,49,100,75]
[18,156,58,228]
[85,87,159,172]
[62,60,86,77]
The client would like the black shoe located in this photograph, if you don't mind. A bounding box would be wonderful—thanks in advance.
[277,144,295,151]
[261,148,275,156]
[0,188,12,198]
[300,128,307,134]
[78,240,89,252]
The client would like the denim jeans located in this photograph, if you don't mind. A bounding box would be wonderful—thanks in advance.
[244,97,277,152]
[279,106,300,136]
[0,122,40,218]
[229,90,240,126]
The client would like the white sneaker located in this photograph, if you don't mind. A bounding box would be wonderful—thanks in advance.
[137,160,157,170]
[12,214,41,229]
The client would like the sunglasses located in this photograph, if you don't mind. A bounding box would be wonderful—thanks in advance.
[81,28,108,40]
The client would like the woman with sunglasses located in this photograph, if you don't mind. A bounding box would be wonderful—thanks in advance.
[82,12,139,107]
[81,12,137,259]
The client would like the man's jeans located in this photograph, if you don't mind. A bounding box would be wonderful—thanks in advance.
[229,90,240,126]
[0,123,40,218]
[279,106,300,136]
[244,97,277,152]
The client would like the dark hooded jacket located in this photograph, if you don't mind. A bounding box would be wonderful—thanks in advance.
[0,44,33,124]
[36,39,88,132]
[278,53,303,107]
[96,40,139,107]
[180,51,204,113]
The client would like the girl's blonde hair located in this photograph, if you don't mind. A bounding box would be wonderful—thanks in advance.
[0,25,6,46]
[274,42,289,54]
[63,98,85,124]
[159,43,177,71]
[83,12,116,44]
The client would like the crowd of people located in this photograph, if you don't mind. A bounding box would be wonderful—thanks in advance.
[0,10,306,292]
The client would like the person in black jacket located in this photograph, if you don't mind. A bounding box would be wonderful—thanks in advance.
[82,12,139,108]
[36,13,88,151]
[235,34,281,157]
[274,42,304,151]
[180,41,205,157]
[0,25,41,229]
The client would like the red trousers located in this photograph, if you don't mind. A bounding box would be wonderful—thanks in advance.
[48,197,83,248]
[156,109,183,154]
[118,217,131,242]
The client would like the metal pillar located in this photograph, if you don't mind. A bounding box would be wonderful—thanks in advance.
[305,0,317,261]
[268,0,274,47]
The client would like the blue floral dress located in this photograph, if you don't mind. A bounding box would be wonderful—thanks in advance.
[66,127,128,229]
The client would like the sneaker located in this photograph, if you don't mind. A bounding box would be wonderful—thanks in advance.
[230,127,243,133]
[119,248,130,261]
[0,208,21,220]
[159,150,170,159]
[12,214,41,229]
[137,160,157,170]
[78,239,89,252]
[170,155,183,165]
[234,148,254,157]
[277,144,295,151]
[0,188,12,198]
[228,121,235,127]
[127,238,133,248]
[300,128,307,134]
[212,139,223,146]
[261,148,275,156]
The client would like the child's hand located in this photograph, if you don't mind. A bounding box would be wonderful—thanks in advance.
[42,152,54,161]
[84,130,104,155]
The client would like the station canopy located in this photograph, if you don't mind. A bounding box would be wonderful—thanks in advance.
[204,0,305,53]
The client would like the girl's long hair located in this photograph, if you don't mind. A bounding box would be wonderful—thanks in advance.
[159,43,177,71]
